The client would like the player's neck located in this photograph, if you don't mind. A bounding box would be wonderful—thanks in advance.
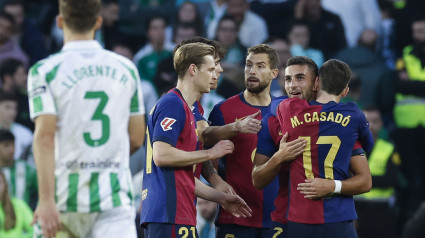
[243,89,271,106]
[316,90,341,104]
[63,28,95,44]
[176,81,200,107]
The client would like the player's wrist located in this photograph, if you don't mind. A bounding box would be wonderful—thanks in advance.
[333,180,342,194]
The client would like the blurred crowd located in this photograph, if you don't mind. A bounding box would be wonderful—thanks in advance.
[0,0,425,237]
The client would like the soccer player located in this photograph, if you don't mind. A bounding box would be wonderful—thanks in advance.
[27,0,146,237]
[174,37,262,194]
[276,59,374,238]
[252,56,372,238]
[208,44,279,238]
[140,42,252,238]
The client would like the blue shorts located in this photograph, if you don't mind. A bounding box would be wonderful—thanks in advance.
[270,222,288,238]
[143,223,199,238]
[217,224,270,238]
[287,221,357,238]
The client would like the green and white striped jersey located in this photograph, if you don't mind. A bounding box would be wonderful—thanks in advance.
[27,41,145,213]
[2,160,38,206]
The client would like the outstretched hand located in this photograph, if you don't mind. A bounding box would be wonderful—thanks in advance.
[277,132,306,163]
[219,194,252,218]
[235,110,262,134]
[297,178,335,199]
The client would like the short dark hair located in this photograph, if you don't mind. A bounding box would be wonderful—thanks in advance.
[0,90,17,103]
[286,56,319,77]
[145,13,168,34]
[0,58,24,83]
[319,59,351,95]
[2,0,24,9]
[247,44,279,69]
[0,11,15,26]
[175,37,225,60]
[59,0,101,33]
[0,129,14,142]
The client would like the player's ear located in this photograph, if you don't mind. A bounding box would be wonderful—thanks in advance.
[94,16,103,31]
[341,87,349,97]
[271,68,279,79]
[56,15,63,29]
[313,76,319,91]
[189,64,197,76]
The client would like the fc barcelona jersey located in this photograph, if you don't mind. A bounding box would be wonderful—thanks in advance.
[276,98,374,224]
[140,88,198,226]
[208,93,278,228]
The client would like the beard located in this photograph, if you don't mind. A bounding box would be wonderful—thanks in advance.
[245,77,270,94]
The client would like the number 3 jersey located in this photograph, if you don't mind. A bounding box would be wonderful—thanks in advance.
[27,41,145,213]
[276,98,374,224]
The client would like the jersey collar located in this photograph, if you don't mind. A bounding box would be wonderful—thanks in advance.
[61,40,103,51]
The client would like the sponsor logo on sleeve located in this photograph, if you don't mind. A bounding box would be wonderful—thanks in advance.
[161,117,176,131]
[30,86,46,98]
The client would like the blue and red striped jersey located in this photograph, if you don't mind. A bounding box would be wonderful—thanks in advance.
[208,92,278,228]
[140,88,198,226]
[193,100,205,179]
[276,98,374,224]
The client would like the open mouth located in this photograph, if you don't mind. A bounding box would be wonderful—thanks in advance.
[289,91,302,97]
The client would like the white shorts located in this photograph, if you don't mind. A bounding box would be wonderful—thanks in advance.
[33,205,137,238]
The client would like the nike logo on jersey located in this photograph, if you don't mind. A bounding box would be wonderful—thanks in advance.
[161,117,176,131]
[235,115,249,122]
[278,131,283,136]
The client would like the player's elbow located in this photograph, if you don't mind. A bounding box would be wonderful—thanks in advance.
[364,175,372,193]
[153,154,169,167]
[252,172,265,190]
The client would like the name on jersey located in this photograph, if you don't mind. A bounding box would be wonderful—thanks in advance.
[290,112,351,128]
[161,117,176,131]
[61,65,130,89]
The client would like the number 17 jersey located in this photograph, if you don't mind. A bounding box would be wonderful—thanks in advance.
[277,98,373,224]
[28,41,145,213]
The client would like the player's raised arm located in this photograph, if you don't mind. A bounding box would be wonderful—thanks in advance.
[201,110,262,147]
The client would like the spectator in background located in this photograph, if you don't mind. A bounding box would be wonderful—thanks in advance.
[208,0,269,48]
[0,58,32,130]
[205,0,227,39]
[96,0,120,50]
[3,0,46,66]
[355,106,399,238]
[267,37,291,96]
[214,15,245,98]
[340,73,363,109]
[287,20,324,67]
[154,23,200,96]
[377,0,397,69]
[0,92,32,160]
[321,0,381,48]
[0,129,37,210]
[0,12,28,67]
[0,169,33,238]
[403,201,425,238]
[196,198,217,238]
[393,16,425,235]
[293,0,346,60]
[133,14,174,88]
[167,1,204,43]
[334,29,395,119]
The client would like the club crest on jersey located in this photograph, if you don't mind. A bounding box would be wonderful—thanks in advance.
[161,117,176,131]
